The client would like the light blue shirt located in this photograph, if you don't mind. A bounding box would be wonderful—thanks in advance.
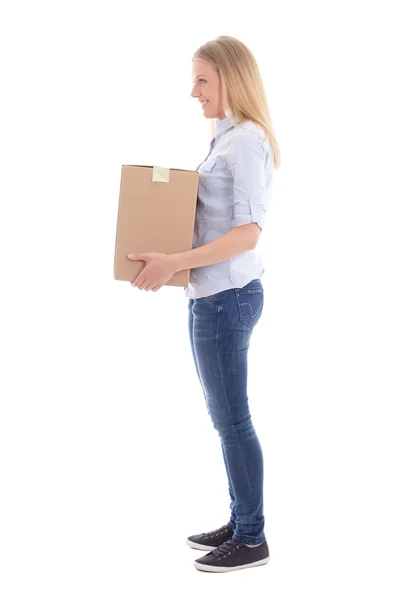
[184,115,274,299]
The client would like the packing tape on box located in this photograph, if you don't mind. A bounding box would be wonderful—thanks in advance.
[152,166,170,183]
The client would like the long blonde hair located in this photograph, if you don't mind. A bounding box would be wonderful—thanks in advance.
[192,35,281,169]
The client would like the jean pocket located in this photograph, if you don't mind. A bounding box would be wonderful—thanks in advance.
[236,287,264,329]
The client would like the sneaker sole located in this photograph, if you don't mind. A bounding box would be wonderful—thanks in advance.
[194,556,270,573]
[186,539,218,551]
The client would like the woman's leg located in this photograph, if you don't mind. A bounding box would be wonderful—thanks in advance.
[191,282,266,545]
[188,298,237,528]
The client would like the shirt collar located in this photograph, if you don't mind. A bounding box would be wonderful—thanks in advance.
[215,115,241,141]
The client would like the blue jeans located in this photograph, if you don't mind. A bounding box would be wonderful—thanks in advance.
[188,278,266,545]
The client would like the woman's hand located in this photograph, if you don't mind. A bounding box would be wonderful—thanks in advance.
[127,252,180,292]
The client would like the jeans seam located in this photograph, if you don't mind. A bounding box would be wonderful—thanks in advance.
[215,307,254,501]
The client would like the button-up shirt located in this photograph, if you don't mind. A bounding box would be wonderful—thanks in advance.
[184,115,274,299]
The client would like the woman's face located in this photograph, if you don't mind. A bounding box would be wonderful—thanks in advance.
[191,59,226,121]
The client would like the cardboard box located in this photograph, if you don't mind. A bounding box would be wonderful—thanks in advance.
[113,165,199,286]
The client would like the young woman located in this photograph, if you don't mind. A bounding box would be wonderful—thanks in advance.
[128,35,281,573]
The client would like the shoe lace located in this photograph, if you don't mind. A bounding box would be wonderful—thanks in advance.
[211,538,244,558]
[202,525,232,538]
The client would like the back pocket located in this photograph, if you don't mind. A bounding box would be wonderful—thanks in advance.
[236,287,264,329]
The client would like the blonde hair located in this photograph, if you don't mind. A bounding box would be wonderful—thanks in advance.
[192,35,281,169]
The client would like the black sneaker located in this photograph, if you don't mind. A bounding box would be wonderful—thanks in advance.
[187,525,234,551]
[194,537,270,573]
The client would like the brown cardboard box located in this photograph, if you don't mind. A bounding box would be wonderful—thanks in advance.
[113,165,199,286]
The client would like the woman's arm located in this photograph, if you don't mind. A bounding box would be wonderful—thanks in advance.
[171,223,261,272]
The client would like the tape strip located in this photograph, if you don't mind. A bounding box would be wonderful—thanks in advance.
[152,166,170,183]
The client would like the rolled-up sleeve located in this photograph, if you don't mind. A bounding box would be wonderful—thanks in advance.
[226,130,270,231]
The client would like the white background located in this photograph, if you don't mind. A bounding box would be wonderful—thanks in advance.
[1,1,399,598]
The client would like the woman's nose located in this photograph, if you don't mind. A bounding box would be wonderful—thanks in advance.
[191,82,200,98]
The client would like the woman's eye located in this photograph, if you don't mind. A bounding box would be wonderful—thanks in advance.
[199,79,206,84]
